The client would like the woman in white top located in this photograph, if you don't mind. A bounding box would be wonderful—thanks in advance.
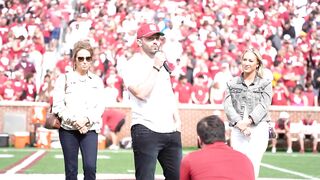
[52,40,105,180]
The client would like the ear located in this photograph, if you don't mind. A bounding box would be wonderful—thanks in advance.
[197,136,203,148]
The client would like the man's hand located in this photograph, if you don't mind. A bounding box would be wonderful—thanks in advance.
[154,51,166,68]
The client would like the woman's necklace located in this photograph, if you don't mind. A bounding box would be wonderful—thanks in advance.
[78,74,87,82]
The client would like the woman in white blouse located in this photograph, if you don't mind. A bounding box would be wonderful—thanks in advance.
[52,40,105,180]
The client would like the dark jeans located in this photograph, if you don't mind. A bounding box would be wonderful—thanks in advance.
[59,128,98,180]
[131,124,182,180]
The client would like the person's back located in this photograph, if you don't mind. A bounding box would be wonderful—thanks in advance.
[180,115,254,180]
[180,142,254,180]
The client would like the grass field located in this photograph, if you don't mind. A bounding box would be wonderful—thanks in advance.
[0,147,320,179]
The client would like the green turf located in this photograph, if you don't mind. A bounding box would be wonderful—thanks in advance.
[23,149,65,174]
[21,149,164,174]
[0,149,35,171]
[1,148,320,179]
[260,152,320,179]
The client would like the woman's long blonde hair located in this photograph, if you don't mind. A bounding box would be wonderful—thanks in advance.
[241,48,264,78]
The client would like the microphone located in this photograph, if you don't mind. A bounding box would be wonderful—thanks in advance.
[156,50,172,74]
[163,61,172,74]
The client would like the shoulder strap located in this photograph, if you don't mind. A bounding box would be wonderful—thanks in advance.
[64,73,67,92]
[63,73,67,105]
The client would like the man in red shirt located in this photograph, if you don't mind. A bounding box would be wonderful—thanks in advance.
[272,79,290,105]
[191,74,209,104]
[271,111,292,153]
[299,113,318,153]
[56,51,72,74]
[174,75,192,104]
[180,115,254,180]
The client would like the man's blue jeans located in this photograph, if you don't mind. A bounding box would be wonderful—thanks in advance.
[59,128,98,180]
[131,124,182,180]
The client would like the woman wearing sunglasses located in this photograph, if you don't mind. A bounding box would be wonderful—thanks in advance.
[52,40,105,180]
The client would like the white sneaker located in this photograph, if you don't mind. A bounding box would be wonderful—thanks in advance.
[287,148,293,154]
[271,147,276,153]
[108,144,120,150]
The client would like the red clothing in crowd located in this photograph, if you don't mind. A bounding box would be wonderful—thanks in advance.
[56,58,72,74]
[191,85,209,104]
[289,92,307,106]
[272,86,289,105]
[302,119,315,126]
[24,81,37,101]
[180,142,254,180]
[275,119,290,130]
[304,90,315,106]
[104,71,123,101]
[1,80,16,100]
[12,79,25,99]
[101,109,126,134]
[174,82,192,104]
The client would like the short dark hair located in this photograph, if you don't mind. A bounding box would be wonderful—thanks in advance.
[197,115,225,144]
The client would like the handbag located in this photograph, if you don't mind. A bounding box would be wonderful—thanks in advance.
[44,74,67,129]
[44,113,62,129]
[269,126,277,139]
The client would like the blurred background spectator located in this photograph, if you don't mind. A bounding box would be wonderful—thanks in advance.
[271,111,292,154]
[298,113,318,153]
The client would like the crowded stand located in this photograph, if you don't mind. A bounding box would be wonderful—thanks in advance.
[0,0,320,107]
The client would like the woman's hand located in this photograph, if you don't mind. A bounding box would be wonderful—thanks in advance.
[79,125,89,134]
[236,120,251,131]
[242,127,251,136]
[74,117,89,130]
[236,118,252,136]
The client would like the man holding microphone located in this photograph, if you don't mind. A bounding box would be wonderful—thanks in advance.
[122,22,182,180]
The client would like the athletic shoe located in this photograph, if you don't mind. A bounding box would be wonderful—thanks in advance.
[108,144,120,150]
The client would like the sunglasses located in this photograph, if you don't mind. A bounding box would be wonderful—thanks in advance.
[77,56,92,62]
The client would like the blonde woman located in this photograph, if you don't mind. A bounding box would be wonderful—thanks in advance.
[52,40,105,180]
[223,48,272,178]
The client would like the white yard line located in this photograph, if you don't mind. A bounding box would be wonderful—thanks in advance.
[261,163,320,180]
[5,150,46,174]
[0,174,165,180]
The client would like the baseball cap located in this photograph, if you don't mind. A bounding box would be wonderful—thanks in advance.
[137,23,164,39]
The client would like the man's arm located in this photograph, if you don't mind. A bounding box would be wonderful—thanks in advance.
[127,67,160,101]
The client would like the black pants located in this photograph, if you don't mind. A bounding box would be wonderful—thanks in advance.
[131,124,182,180]
[59,128,98,180]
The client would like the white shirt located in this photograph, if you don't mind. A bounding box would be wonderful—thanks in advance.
[52,71,105,132]
[123,53,178,133]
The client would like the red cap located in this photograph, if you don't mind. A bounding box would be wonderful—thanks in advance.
[137,23,164,39]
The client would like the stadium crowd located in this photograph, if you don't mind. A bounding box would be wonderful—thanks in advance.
[0,0,320,107]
